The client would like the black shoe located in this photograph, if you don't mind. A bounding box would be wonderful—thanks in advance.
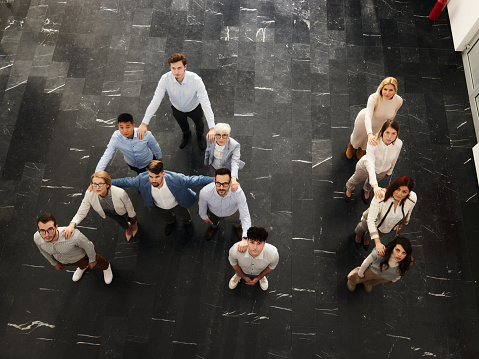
[345,191,352,203]
[363,242,370,251]
[165,222,175,235]
[353,235,362,249]
[179,132,191,149]
[197,134,206,151]
[205,226,216,241]
[362,189,370,205]
[185,222,194,236]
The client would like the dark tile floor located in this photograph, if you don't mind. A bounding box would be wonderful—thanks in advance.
[1,0,478,358]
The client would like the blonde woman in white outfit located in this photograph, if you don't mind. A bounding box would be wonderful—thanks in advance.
[62,171,138,241]
[346,77,403,159]
[345,120,402,204]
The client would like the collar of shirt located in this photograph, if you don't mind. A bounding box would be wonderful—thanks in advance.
[117,128,139,141]
[169,71,190,86]
[243,247,265,261]
[212,186,233,199]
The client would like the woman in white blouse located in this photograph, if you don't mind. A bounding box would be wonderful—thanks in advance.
[346,77,403,159]
[347,236,414,294]
[62,171,138,241]
[353,175,416,253]
[345,120,402,204]
[204,123,245,188]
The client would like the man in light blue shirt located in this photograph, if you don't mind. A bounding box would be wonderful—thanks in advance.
[137,53,215,151]
[96,113,162,174]
[198,168,250,250]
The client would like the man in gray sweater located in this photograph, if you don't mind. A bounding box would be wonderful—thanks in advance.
[34,213,113,284]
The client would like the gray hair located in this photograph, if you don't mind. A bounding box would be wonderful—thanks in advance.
[214,123,231,135]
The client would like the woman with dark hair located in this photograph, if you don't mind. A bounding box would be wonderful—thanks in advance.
[353,175,416,253]
[62,171,138,241]
[345,120,402,204]
[347,236,414,294]
[346,77,403,160]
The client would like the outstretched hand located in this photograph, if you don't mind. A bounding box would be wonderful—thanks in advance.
[137,123,148,140]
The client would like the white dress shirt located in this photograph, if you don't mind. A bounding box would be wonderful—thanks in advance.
[142,71,215,129]
[151,181,178,210]
[362,138,403,186]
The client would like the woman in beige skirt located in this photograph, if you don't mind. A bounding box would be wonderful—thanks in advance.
[346,77,403,159]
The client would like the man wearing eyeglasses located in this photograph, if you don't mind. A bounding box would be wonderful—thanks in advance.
[112,160,214,236]
[198,168,250,251]
[34,213,113,284]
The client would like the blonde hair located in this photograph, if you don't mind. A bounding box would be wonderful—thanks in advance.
[91,171,112,190]
[374,77,398,112]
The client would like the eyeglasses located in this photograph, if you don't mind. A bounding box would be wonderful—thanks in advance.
[92,183,106,188]
[215,181,230,188]
[215,134,229,139]
[39,227,55,235]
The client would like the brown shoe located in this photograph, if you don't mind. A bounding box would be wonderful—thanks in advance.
[235,226,243,240]
[125,227,132,242]
[130,222,139,237]
[346,142,354,159]
[356,147,364,159]
[205,226,217,241]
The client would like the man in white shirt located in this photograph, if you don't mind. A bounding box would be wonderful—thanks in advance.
[228,227,279,291]
[137,53,215,151]
[198,168,251,249]
[112,160,214,236]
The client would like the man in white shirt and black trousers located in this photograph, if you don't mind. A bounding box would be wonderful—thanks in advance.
[137,53,216,151]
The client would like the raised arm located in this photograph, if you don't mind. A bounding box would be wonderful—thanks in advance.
[112,175,141,190]
[366,196,386,256]
[195,78,215,142]
[358,253,375,278]
[95,136,118,172]
[364,93,379,145]
[63,190,93,239]
[139,76,168,139]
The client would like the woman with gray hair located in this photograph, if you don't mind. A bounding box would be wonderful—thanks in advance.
[204,123,245,187]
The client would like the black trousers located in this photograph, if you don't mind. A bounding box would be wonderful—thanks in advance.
[171,104,205,136]
[128,154,157,174]
[156,204,191,224]
[105,212,136,230]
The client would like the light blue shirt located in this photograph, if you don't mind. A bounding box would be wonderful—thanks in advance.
[142,71,215,129]
[95,128,162,172]
[198,182,251,238]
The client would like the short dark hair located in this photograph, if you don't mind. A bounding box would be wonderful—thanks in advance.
[215,168,231,181]
[37,213,57,227]
[247,227,268,243]
[118,113,134,124]
[168,53,187,66]
[384,176,414,205]
[147,160,164,174]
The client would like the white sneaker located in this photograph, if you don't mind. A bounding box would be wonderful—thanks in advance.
[259,276,268,291]
[103,264,113,284]
[72,267,87,282]
[228,273,241,289]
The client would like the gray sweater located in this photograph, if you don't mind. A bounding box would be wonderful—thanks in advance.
[34,227,97,266]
